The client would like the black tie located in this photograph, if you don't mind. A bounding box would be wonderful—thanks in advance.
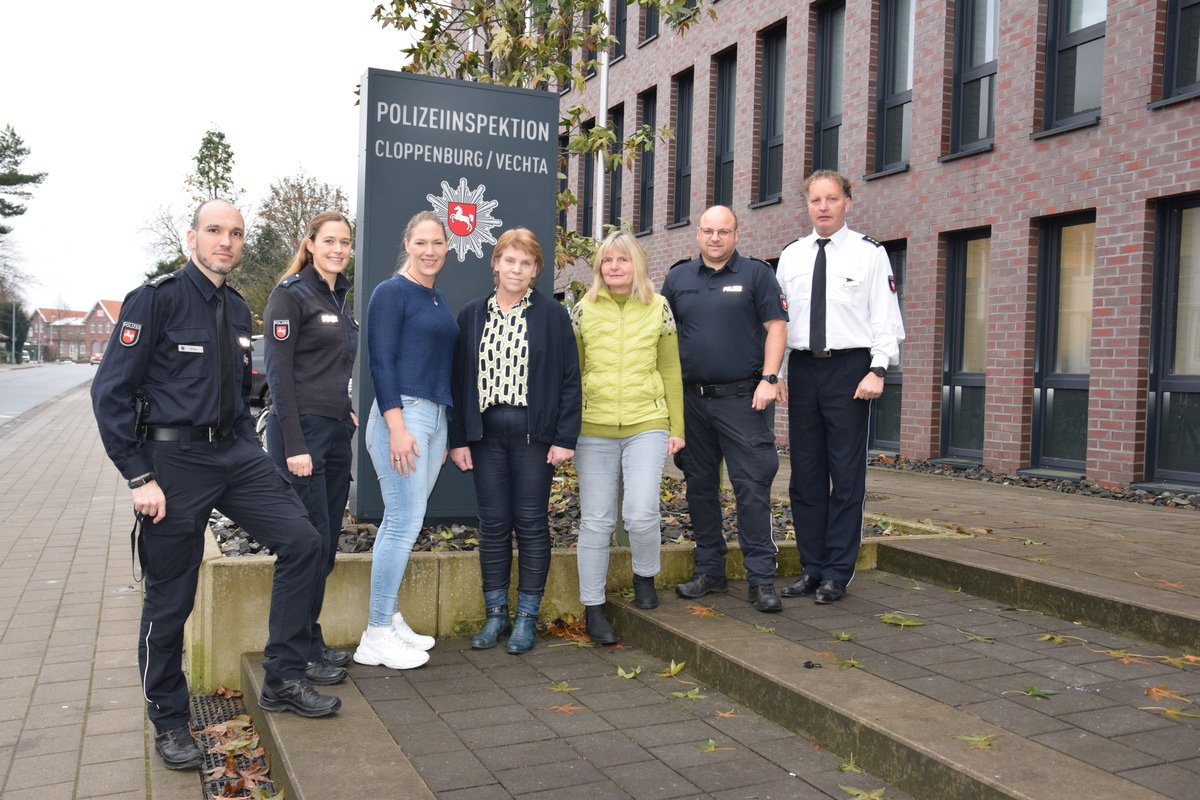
[214,288,235,436]
[810,238,831,353]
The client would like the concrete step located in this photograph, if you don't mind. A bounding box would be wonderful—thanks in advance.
[610,571,1196,800]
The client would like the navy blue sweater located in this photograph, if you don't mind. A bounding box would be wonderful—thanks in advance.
[367,274,459,412]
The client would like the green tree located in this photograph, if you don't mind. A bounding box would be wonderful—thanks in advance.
[186,128,242,204]
[371,0,710,269]
[0,124,47,238]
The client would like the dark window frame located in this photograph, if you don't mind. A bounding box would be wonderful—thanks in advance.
[876,0,915,173]
[1147,195,1200,484]
[1031,211,1096,471]
[713,49,737,208]
[672,70,694,225]
[558,134,570,231]
[1164,0,1200,100]
[608,105,624,229]
[942,230,991,461]
[637,89,657,233]
[950,0,999,154]
[1044,0,1106,131]
[758,24,786,203]
[642,5,660,44]
[813,1,846,173]
[870,241,907,452]
[582,120,596,236]
[612,0,628,61]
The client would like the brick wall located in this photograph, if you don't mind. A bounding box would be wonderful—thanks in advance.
[560,0,1200,486]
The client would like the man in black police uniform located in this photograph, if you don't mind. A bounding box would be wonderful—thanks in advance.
[775,171,905,604]
[661,205,788,613]
[92,200,341,771]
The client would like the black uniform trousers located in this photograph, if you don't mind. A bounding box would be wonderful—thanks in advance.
[678,391,779,585]
[139,433,320,729]
[786,349,872,585]
[265,413,355,661]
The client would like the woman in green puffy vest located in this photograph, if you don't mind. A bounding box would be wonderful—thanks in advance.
[570,230,686,644]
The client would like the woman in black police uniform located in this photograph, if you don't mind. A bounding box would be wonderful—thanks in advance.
[92,200,338,773]
[264,211,358,683]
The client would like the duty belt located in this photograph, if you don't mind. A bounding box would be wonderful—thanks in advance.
[146,425,231,442]
[684,378,758,398]
[794,347,870,359]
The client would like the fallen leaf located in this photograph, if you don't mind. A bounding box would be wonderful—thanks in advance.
[616,665,642,679]
[838,753,864,772]
[839,786,887,799]
[1145,685,1192,704]
[754,624,776,634]
[715,709,737,718]
[686,604,723,618]
[542,703,586,714]
[548,681,579,693]
[670,687,707,700]
[1002,685,1059,699]
[832,632,856,642]
[656,659,686,678]
[951,732,1001,749]
[877,611,925,628]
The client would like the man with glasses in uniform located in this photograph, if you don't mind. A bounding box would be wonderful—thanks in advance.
[661,205,788,613]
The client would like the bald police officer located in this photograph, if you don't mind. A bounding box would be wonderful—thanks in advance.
[661,205,788,613]
[92,200,341,771]
[775,171,905,604]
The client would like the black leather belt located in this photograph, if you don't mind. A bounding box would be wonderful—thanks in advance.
[793,348,870,359]
[146,426,230,442]
[684,379,757,398]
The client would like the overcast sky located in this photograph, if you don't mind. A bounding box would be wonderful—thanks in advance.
[2,2,411,311]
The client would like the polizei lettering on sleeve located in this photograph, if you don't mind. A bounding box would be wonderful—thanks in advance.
[376,103,553,142]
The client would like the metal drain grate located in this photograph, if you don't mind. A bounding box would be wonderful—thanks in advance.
[190,693,274,799]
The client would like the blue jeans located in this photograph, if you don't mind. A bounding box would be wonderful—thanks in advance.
[365,397,446,627]
[469,406,553,596]
[575,430,668,605]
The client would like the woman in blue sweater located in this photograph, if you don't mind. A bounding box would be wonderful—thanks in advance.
[449,228,581,654]
[354,211,459,671]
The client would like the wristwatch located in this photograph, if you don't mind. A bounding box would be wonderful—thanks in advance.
[869,367,887,378]
[127,473,156,489]
[760,374,779,385]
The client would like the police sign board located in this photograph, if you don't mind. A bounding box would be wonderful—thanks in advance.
[352,69,559,524]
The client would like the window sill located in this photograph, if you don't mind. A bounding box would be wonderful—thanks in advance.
[938,142,994,164]
[638,34,659,49]
[747,196,782,210]
[1147,87,1200,110]
[1029,114,1100,140]
[664,220,691,230]
[863,163,910,182]
[635,228,654,237]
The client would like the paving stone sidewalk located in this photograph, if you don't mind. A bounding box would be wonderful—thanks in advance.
[353,636,914,800]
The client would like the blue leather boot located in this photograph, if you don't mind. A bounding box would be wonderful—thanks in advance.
[471,589,511,650]
[506,592,541,654]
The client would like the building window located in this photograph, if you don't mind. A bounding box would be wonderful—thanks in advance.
[582,120,596,237]
[612,0,627,61]
[1149,196,1200,483]
[558,135,569,231]
[943,232,991,460]
[877,0,915,171]
[584,8,598,77]
[951,0,999,153]
[713,49,736,208]
[608,106,624,229]
[758,25,786,202]
[637,89,656,233]
[814,1,846,172]
[643,5,659,43]
[1165,0,1200,99]
[672,70,694,224]
[1033,214,1096,471]
[1045,0,1105,130]
[871,242,907,451]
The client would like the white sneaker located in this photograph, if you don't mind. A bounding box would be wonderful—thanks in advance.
[353,626,429,670]
[392,612,436,651]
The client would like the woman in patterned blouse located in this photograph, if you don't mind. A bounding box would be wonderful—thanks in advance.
[448,228,581,654]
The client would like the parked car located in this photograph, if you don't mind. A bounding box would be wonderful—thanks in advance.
[89,353,103,365]
[249,335,270,407]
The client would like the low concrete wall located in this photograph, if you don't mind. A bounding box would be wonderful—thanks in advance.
[185,517,932,691]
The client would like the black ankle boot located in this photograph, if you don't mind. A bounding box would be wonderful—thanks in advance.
[585,605,619,645]
[632,575,658,609]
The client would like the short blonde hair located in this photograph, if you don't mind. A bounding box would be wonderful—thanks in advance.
[585,230,654,304]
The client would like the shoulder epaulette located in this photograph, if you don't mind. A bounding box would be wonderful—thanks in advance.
[279,274,302,288]
[226,283,246,300]
[862,235,884,248]
[146,271,179,288]
[668,258,692,271]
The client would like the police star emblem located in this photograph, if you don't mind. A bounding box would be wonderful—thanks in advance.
[427,178,503,262]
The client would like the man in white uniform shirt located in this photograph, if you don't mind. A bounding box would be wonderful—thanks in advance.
[775,171,905,604]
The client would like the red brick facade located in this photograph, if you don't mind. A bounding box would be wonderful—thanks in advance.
[559,0,1200,487]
